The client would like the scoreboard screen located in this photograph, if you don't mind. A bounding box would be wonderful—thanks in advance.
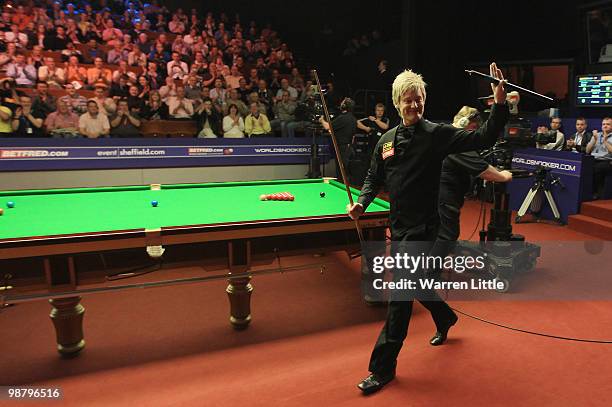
[576,74,612,106]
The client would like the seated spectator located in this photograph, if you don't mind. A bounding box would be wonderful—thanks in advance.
[184,75,203,102]
[169,14,185,34]
[107,42,128,65]
[45,99,80,138]
[128,46,148,68]
[245,102,272,137]
[110,75,130,99]
[196,97,222,137]
[167,51,189,80]
[225,65,243,89]
[92,85,117,116]
[44,26,69,51]
[159,76,178,100]
[222,103,245,138]
[110,99,141,137]
[136,32,151,53]
[269,69,282,95]
[142,91,169,120]
[82,39,107,64]
[0,101,12,136]
[210,78,228,103]
[237,78,251,102]
[275,78,298,101]
[167,86,194,119]
[224,88,248,117]
[247,92,268,115]
[536,117,565,151]
[357,103,389,137]
[149,42,171,67]
[172,35,190,55]
[565,117,590,153]
[31,24,47,49]
[87,57,113,88]
[6,24,28,48]
[38,57,66,88]
[270,90,297,137]
[145,62,163,90]
[6,52,37,87]
[257,79,273,113]
[79,100,110,138]
[32,81,57,117]
[59,82,88,114]
[61,42,83,63]
[112,60,137,83]
[0,42,17,69]
[102,19,123,47]
[11,95,45,137]
[586,117,612,199]
[64,56,87,88]
[127,85,146,112]
[28,46,45,70]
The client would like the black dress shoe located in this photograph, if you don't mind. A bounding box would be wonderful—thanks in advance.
[357,370,396,395]
[430,313,458,346]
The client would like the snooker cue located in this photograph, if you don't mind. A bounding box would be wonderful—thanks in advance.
[312,69,364,243]
[464,70,554,102]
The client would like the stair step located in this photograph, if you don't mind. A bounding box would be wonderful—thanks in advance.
[581,200,612,223]
[567,214,612,239]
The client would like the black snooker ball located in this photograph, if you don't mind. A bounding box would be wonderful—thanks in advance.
[320,192,326,198]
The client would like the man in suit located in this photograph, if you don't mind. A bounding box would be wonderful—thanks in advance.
[348,63,509,395]
[565,117,591,153]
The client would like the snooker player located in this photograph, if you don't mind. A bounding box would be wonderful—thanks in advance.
[348,63,509,394]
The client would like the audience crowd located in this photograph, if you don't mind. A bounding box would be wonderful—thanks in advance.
[0,0,333,138]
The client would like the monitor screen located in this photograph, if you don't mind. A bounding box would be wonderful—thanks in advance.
[576,74,612,106]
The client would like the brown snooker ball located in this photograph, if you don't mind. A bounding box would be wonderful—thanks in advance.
[0,208,3,216]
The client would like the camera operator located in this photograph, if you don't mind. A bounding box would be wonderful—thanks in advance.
[319,97,357,179]
[430,106,512,269]
[536,117,564,151]
[565,117,590,153]
[586,117,612,199]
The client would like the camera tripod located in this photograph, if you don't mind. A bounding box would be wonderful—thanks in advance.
[515,166,564,224]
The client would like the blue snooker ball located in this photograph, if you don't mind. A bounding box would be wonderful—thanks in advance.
[151,200,158,207]
[7,201,14,208]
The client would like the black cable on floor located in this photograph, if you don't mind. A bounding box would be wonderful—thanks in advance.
[449,306,612,344]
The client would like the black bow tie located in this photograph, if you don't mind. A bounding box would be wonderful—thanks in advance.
[396,123,416,140]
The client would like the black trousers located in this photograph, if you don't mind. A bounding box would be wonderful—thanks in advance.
[368,224,456,375]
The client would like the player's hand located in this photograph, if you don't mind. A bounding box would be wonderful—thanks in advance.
[347,203,364,220]
[500,170,513,182]
[490,62,507,104]
[368,116,376,121]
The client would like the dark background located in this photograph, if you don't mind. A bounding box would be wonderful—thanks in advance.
[174,0,607,120]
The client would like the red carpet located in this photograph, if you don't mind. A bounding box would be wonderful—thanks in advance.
[1,200,611,407]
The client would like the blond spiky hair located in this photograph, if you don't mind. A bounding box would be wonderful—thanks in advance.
[392,69,427,110]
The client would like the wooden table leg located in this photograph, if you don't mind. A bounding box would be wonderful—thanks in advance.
[226,276,253,330]
[49,296,85,356]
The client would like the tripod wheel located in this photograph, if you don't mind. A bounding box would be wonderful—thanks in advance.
[493,276,510,293]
